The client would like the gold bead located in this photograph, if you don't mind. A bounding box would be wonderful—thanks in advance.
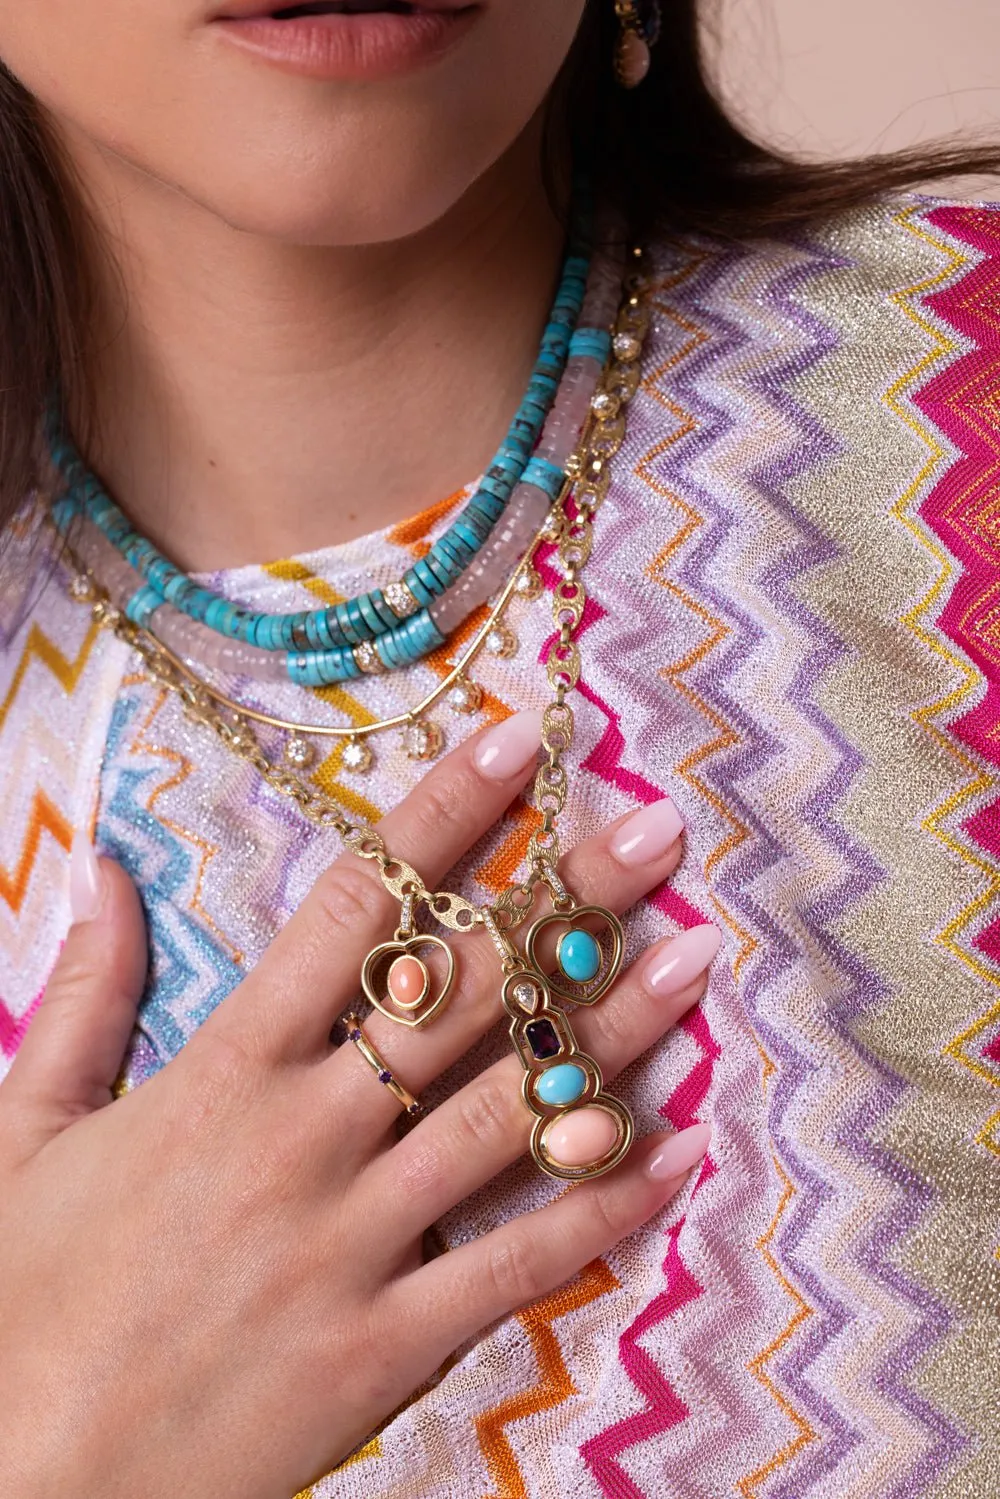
[353,640,386,676]
[384,581,420,619]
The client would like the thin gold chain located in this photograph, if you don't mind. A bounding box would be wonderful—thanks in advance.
[60,250,651,937]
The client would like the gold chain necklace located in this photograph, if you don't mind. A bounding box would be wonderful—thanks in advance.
[59,249,652,1181]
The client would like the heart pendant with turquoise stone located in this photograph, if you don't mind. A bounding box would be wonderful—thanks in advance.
[524,904,624,1006]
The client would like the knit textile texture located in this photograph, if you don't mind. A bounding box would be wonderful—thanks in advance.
[1,189,998,1497]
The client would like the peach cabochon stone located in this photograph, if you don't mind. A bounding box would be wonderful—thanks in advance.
[543,1106,620,1168]
[387,955,428,1009]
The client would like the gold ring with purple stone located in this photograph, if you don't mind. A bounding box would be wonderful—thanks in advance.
[342,1012,422,1119]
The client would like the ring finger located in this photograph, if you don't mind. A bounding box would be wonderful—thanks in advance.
[357,919,722,1247]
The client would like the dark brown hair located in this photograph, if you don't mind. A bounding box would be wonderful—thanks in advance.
[1,0,999,537]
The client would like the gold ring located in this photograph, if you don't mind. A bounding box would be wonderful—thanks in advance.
[342,1012,421,1118]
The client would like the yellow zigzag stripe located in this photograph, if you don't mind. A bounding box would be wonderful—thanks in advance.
[0,618,100,735]
[888,207,1000,1164]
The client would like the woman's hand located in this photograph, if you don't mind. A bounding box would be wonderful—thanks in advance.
[0,709,716,1499]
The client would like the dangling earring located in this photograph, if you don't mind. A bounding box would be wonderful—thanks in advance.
[614,0,661,90]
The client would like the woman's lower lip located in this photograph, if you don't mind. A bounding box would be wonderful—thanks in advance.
[213,9,480,81]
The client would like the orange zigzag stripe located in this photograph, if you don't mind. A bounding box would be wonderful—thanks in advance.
[737,1157,816,1497]
[477,1259,620,1499]
[0,618,100,735]
[0,788,72,915]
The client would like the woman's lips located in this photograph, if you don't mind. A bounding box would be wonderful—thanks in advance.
[212,1,482,81]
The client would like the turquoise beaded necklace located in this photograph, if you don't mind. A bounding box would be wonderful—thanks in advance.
[47,230,606,690]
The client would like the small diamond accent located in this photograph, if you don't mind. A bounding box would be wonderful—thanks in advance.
[403,718,444,762]
[613,332,642,362]
[384,581,420,619]
[448,679,482,715]
[486,624,518,659]
[283,735,315,769]
[342,737,374,774]
[513,981,537,1009]
[515,566,543,601]
[70,574,97,603]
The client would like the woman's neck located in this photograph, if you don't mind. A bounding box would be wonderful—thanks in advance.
[68,124,565,572]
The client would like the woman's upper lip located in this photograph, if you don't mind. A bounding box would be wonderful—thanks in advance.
[212,0,475,17]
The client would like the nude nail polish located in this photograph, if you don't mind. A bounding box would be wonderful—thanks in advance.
[473,709,543,781]
[610,797,684,865]
[645,1121,712,1181]
[69,832,105,924]
[642,923,722,995]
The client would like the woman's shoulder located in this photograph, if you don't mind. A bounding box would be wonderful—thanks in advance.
[644,182,1000,338]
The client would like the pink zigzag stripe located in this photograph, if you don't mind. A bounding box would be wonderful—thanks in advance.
[583,1161,717,1498]
[0,987,43,1059]
[534,536,721,1491]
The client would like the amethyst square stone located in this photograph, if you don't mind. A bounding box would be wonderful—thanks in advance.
[526,1018,562,1060]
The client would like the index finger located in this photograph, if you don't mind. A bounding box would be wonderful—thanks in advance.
[204,708,544,1062]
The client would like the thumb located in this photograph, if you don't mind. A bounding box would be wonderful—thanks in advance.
[2,832,148,1153]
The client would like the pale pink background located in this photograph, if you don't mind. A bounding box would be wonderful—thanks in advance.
[710,0,1000,198]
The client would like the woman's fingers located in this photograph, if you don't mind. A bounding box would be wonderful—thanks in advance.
[360,923,720,1241]
[202,709,544,1063]
[394,1123,712,1361]
[324,796,686,1140]
[1,836,148,1160]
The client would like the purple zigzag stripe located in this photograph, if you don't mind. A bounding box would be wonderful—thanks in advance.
[584,243,793,1493]
[648,234,861,1488]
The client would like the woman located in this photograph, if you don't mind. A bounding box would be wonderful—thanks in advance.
[0,1,996,1494]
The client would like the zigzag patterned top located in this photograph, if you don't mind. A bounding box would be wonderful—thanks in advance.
[0,188,998,1497]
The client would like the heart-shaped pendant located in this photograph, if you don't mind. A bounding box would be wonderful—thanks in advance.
[524,905,624,1005]
[360,934,456,1029]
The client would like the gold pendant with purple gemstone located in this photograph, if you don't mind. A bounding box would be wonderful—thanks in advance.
[501,967,633,1182]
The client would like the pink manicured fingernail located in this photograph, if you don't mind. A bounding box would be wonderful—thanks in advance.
[610,798,684,865]
[69,832,105,924]
[474,709,543,781]
[646,1122,712,1181]
[643,924,722,995]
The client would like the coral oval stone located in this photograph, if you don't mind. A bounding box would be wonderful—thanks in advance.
[537,1063,588,1107]
[543,1106,620,1168]
[558,928,601,983]
[387,954,429,1010]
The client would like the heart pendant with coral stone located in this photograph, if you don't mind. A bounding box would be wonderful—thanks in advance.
[360,935,456,1029]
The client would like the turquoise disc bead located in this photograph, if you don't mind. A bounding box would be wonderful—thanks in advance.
[537,1063,588,1107]
[557,927,601,983]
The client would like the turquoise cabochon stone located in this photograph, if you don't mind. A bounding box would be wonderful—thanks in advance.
[537,1063,588,1107]
[557,927,601,983]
